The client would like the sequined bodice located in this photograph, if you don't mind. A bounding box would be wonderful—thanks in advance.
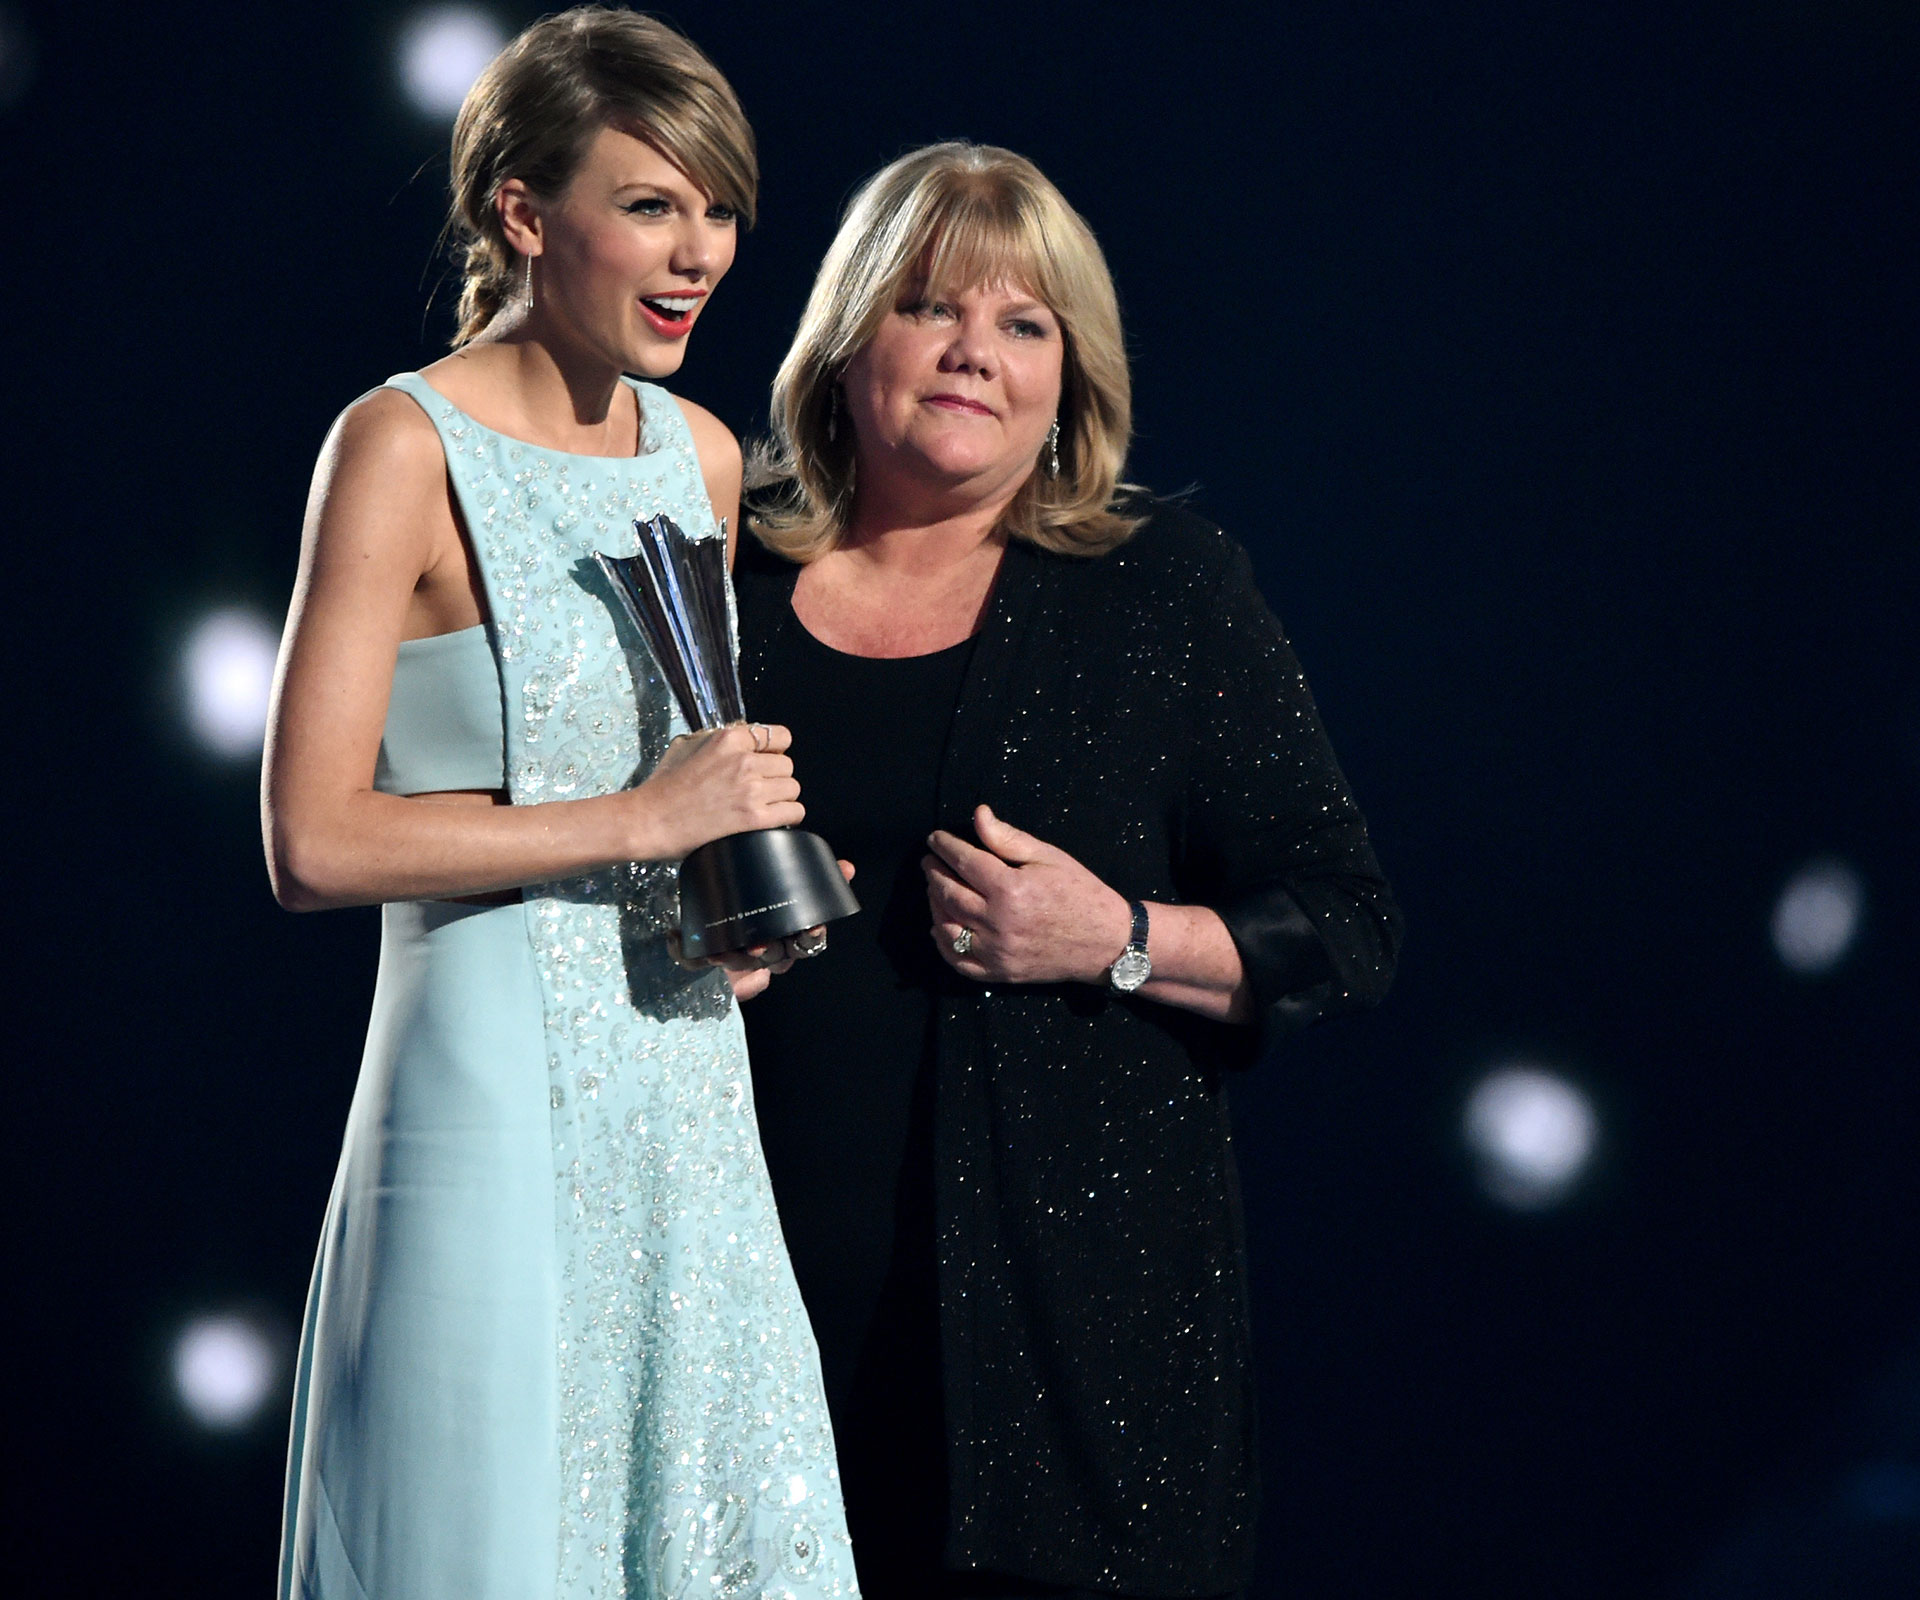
[376,372,856,1599]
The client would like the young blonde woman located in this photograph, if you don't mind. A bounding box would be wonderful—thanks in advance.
[734,144,1401,1599]
[264,10,856,1597]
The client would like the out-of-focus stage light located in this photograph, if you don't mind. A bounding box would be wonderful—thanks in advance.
[172,1313,281,1431]
[399,5,505,118]
[0,6,39,110]
[1463,1064,1598,1210]
[182,607,279,758]
[1771,856,1865,976]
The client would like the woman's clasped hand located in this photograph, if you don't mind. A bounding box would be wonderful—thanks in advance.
[924,803,1130,985]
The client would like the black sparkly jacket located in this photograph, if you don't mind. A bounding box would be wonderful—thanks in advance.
[734,498,1401,1595]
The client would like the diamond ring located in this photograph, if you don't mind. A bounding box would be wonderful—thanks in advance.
[951,927,974,956]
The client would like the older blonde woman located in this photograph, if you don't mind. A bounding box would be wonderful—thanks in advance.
[733,143,1402,1600]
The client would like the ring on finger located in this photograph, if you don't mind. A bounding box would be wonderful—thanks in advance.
[791,928,827,959]
[749,721,771,752]
[952,926,974,956]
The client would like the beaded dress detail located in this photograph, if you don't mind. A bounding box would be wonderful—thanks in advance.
[278,373,856,1600]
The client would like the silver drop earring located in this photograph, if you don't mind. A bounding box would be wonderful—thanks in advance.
[1046,417,1061,478]
[827,387,840,444]
[523,254,535,314]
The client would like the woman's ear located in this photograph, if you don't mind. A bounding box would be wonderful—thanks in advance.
[496,178,544,260]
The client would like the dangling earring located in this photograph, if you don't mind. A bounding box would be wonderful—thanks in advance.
[827,387,840,444]
[523,254,535,314]
[1045,417,1061,478]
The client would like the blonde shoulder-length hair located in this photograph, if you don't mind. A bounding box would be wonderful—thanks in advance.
[752,142,1142,561]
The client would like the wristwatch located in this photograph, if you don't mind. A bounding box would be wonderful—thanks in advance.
[1107,900,1152,993]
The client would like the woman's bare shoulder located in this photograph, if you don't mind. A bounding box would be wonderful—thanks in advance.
[302,386,452,573]
[325,384,446,476]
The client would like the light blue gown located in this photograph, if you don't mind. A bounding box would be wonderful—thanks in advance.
[279,374,858,1600]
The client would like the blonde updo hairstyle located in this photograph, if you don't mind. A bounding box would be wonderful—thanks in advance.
[753,142,1141,561]
[446,5,757,347]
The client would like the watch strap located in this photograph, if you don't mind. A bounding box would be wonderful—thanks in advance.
[1107,900,1152,992]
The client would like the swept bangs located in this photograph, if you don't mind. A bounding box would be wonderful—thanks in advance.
[604,91,756,229]
[755,142,1141,563]
[831,169,1067,361]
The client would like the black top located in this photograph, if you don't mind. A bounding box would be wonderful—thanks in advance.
[736,498,1403,1597]
[741,607,974,1587]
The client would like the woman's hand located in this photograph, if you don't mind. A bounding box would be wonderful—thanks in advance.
[628,722,804,861]
[668,933,802,1003]
[668,860,854,1001]
[924,806,1131,985]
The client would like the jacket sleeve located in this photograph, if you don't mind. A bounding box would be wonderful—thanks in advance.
[1178,538,1403,1051]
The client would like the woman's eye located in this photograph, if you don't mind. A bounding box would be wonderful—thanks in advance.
[706,203,738,224]
[1008,319,1048,339]
[623,197,669,217]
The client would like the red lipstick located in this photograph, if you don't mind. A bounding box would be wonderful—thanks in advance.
[637,289,706,340]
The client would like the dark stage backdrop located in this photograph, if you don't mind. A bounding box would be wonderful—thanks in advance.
[7,1,1916,1595]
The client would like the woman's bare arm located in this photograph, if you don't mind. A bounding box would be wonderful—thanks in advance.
[262,392,798,911]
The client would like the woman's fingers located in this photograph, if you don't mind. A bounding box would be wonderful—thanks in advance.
[725,966,772,1002]
[926,828,1013,892]
[923,856,989,923]
[931,920,992,978]
[971,804,1054,865]
[713,722,794,756]
[716,941,794,972]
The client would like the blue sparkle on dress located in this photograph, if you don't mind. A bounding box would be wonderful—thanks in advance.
[279,373,858,1600]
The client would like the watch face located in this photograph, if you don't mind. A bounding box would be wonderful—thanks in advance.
[1110,949,1152,992]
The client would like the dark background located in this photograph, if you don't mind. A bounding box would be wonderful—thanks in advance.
[7,1,1916,1594]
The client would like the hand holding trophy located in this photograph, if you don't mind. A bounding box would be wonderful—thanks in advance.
[596,514,859,960]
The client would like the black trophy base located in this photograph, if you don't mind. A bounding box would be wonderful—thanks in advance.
[677,827,860,959]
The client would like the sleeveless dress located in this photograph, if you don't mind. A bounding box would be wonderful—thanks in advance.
[278,374,858,1600]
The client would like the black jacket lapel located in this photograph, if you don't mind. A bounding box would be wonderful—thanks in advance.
[935,539,1049,833]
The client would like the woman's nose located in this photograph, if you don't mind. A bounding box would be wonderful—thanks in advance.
[939,315,996,375]
[670,220,724,278]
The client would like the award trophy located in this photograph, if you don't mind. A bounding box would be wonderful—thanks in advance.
[595,514,859,959]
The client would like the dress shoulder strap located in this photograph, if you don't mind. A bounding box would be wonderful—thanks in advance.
[377,372,463,454]
[382,371,440,404]
[624,378,718,523]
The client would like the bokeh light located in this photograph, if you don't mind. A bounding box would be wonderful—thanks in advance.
[171,1313,282,1431]
[398,5,505,118]
[1770,857,1865,977]
[182,607,280,758]
[1463,1064,1599,1210]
